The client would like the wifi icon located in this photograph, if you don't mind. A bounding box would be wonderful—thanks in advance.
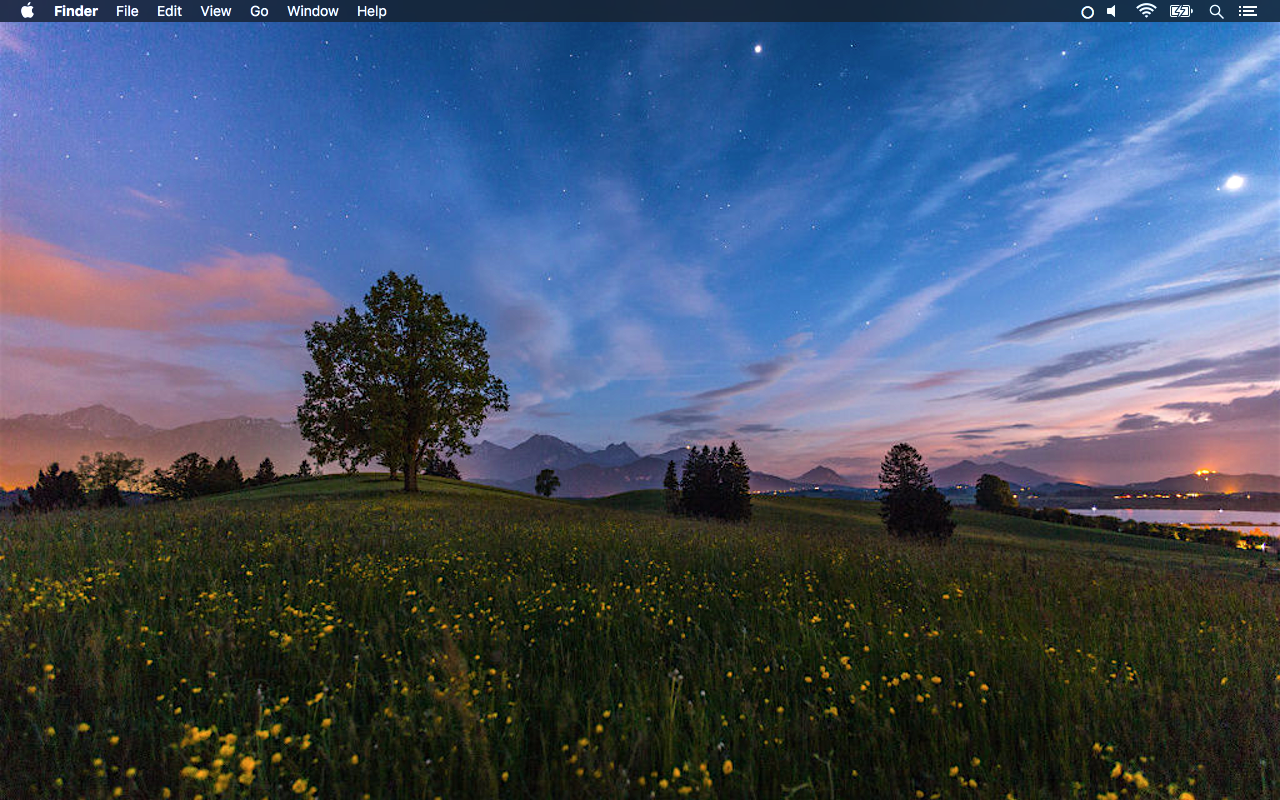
[1136,2,1157,14]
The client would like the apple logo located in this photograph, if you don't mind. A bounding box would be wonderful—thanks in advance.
[21,2,33,16]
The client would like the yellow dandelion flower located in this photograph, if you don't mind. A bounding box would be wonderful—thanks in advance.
[722,759,733,775]
[1179,793,1195,800]
[77,723,90,733]
[350,755,359,765]
[321,718,332,728]
[659,779,669,789]
[292,778,308,794]
[949,767,959,777]
[239,757,257,773]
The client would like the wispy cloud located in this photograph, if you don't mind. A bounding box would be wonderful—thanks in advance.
[1104,199,1280,292]
[692,354,800,402]
[903,370,971,391]
[911,153,1017,220]
[999,274,1279,342]
[635,353,804,428]
[1015,345,1279,402]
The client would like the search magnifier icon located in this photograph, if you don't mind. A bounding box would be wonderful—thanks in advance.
[1210,4,1225,16]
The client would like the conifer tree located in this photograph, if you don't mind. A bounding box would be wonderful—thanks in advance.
[724,441,752,521]
[878,443,954,540]
[663,460,681,515]
[253,458,277,485]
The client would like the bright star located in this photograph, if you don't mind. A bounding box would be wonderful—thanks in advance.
[753,44,763,54]
[1222,174,1245,191]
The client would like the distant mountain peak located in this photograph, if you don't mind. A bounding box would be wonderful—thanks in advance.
[932,460,1072,488]
[15,404,157,438]
[792,465,850,486]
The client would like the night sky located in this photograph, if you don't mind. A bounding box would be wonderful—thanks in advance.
[2,23,1277,483]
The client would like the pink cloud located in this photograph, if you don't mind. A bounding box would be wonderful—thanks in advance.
[0,231,337,331]
[903,370,971,391]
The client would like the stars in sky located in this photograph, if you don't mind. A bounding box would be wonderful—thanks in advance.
[0,24,1277,482]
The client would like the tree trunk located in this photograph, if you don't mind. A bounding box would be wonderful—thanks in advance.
[403,439,418,493]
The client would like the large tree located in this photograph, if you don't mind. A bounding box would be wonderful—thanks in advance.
[878,443,954,541]
[298,271,509,492]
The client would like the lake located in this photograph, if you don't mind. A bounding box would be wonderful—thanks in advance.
[1068,508,1280,535]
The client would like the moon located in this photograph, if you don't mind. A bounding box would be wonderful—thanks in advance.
[753,44,763,54]
[1223,174,1245,191]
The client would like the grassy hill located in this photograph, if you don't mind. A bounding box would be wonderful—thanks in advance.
[1,476,1276,799]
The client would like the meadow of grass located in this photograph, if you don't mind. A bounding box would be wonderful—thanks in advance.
[2,476,1277,800]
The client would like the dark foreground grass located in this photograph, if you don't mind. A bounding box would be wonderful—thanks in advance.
[1,477,1277,800]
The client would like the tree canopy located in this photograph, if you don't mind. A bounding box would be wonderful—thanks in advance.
[535,468,560,498]
[75,451,144,493]
[975,473,1018,511]
[878,443,954,541]
[298,271,509,492]
[150,452,214,500]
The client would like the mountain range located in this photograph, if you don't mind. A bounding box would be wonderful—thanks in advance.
[4,406,1277,500]
[0,405,311,489]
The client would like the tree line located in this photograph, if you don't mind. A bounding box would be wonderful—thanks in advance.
[9,451,305,512]
[662,443,752,522]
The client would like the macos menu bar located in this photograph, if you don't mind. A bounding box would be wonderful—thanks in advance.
[9,2,1278,20]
